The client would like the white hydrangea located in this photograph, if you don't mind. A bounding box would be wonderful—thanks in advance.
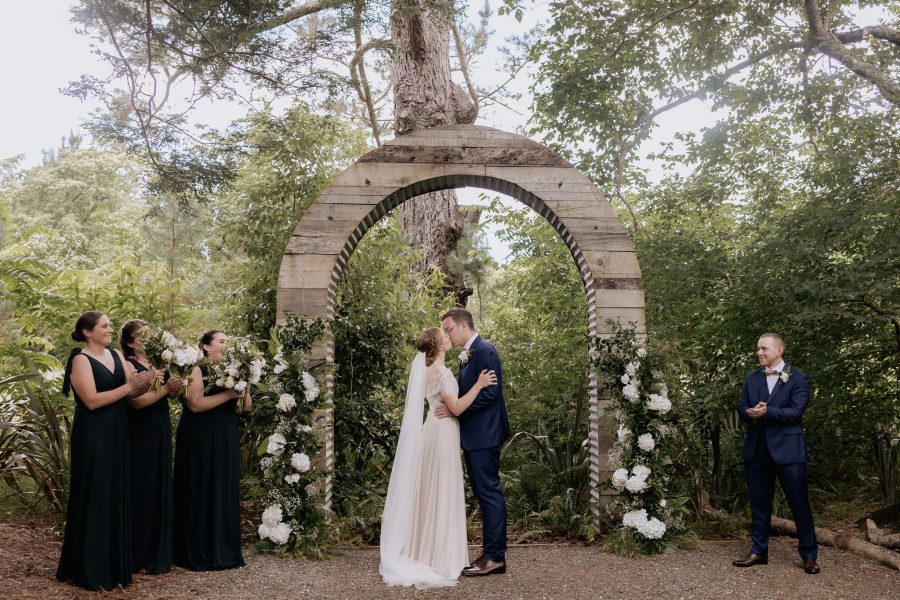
[626,476,648,493]
[284,473,301,484]
[268,521,292,545]
[611,468,629,492]
[261,503,283,526]
[625,362,638,376]
[637,433,655,452]
[620,374,630,385]
[266,433,287,456]
[291,452,311,473]
[622,384,640,403]
[617,425,632,443]
[622,509,667,540]
[646,393,672,414]
[277,393,297,412]
[632,464,651,480]
[660,498,667,507]
[233,380,248,393]
[302,372,319,402]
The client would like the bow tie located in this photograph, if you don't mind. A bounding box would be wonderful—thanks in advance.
[764,368,781,376]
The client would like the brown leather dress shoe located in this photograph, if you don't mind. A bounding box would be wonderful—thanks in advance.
[467,554,486,569]
[462,559,506,576]
[732,553,768,567]
[803,559,820,574]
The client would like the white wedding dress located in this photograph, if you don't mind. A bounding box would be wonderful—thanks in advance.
[379,355,468,589]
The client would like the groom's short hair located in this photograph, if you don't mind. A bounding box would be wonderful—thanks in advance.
[759,332,785,349]
[442,308,475,329]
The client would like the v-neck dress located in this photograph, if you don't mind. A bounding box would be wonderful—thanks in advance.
[57,349,132,590]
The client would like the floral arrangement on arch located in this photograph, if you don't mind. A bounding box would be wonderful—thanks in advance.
[592,323,688,554]
[255,315,328,556]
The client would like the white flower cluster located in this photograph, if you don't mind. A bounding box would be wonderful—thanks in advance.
[612,464,652,493]
[301,372,319,403]
[291,452,311,473]
[258,503,292,545]
[622,509,667,540]
[276,393,296,412]
[637,433,655,452]
[266,432,287,456]
[646,393,672,414]
[272,350,288,375]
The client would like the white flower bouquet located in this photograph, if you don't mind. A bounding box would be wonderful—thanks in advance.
[210,336,267,412]
[140,327,178,391]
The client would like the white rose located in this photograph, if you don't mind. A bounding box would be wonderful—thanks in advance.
[225,376,236,389]
[620,374,630,385]
[161,349,174,362]
[660,498,667,507]
[233,380,247,393]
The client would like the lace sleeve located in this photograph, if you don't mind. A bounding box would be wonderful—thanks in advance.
[438,367,458,398]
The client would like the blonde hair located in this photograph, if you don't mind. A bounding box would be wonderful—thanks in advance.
[415,327,442,366]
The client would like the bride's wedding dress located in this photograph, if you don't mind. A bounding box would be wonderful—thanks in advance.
[379,354,468,589]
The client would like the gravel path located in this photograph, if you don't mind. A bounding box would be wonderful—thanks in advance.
[1,524,897,599]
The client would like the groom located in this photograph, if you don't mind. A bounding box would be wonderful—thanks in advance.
[435,308,511,577]
[733,333,819,574]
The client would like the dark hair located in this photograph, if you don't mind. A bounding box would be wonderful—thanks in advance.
[119,319,149,359]
[199,330,225,357]
[416,327,442,366]
[440,308,475,330]
[71,311,105,343]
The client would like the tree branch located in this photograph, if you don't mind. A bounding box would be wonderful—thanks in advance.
[451,18,479,119]
[350,2,383,146]
[804,0,900,106]
[611,0,701,57]
[247,0,349,37]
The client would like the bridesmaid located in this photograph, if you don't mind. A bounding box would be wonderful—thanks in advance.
[57,311,153,590]
[173,330,245,571]
[119,319,183,574]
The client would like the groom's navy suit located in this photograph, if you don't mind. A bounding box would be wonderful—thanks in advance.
[738,363,817,560]
[458,335,511,562]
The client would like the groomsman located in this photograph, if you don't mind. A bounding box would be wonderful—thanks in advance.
[733,333,819,574]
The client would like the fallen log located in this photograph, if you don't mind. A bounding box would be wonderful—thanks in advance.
[866,519,900,550]
[770,516,900,571]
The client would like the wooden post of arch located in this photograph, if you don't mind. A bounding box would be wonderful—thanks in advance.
[277,125,645,521]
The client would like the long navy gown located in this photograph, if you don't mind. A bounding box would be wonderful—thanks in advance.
[127,359,173,573]
[56,350,132,590]
[173,365,244,570]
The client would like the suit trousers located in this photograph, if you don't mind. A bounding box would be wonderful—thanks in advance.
[745,432,818,560]
[463,446,507,562]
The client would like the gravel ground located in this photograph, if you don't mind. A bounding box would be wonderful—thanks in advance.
[1,524,897,599]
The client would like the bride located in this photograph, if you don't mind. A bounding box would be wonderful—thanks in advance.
[379,327,497,589]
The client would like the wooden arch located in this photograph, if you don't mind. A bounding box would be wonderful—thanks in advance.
[277,124,645,513]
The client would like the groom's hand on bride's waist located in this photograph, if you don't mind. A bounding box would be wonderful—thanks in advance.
[434,403,451,419]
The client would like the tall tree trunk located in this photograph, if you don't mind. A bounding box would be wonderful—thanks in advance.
[392,0,476,304]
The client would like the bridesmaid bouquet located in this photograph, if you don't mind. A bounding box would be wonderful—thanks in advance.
[140,327,179,392]
[168,343,204,398]
[210,337,267,412]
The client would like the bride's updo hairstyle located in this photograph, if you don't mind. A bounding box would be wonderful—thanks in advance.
[415,327,442,366]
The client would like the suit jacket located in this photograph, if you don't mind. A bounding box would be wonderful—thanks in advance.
[457,335,511,451]
[738,363,810,464]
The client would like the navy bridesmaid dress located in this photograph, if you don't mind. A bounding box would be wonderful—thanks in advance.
[127,359,173,573]
[57,349,132,590]
[172,365,244,570]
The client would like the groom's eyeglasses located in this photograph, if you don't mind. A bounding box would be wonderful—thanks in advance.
[443,325,457,335]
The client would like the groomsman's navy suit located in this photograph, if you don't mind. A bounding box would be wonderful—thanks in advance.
[738,363,818,561]
[457,335,511,563]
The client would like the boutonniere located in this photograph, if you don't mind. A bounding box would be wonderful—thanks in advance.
[779,366,792,384]
[459,350,469,365]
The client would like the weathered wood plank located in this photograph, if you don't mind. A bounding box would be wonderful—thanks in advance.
[594,289,645,307]
[278,254,338,289]
[582,251,642,277]
[276,288,330,320]
[595,308,646,333]
[358,144,570,167]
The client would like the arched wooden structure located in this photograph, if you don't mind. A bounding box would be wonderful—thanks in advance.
[277,124,645,516]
